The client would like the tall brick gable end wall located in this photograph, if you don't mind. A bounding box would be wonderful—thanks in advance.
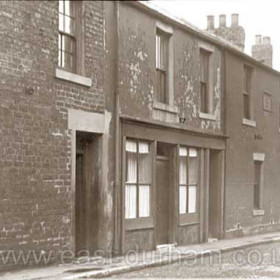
[0,0,104,269]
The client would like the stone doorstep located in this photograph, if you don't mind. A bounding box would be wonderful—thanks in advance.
[61,235,280,280]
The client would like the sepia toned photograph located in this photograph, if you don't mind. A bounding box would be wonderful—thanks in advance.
[0,0,280,279]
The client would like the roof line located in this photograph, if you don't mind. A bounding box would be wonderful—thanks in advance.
[125,1,280,76]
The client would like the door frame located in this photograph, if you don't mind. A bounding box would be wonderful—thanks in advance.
[200,149,225,242]
[154,142,177,246]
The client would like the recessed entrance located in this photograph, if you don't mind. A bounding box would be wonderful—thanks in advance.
[75,131,99,256]
[208,150,224,240]
[155,142,174,245]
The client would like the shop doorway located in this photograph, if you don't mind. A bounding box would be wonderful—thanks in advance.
[156,143,174,245]
[208,150,224,240]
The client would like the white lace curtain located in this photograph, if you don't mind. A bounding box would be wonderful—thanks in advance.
[179,146,198,214]
[125,140,150,219]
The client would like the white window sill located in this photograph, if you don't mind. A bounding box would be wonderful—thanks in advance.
[252,209,265,216]
[242,118,256,127]
[55,68,92,87]
[153,102,179,114]
[199,112,216,121]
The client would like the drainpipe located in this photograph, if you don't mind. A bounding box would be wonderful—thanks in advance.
[222,48,227,238]
[113,0,120,255]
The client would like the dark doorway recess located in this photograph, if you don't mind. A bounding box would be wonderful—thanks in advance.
[75,131,100,256]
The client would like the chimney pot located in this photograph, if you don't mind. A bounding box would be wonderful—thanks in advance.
[263,36,271,45]
[219,14,226,27]
[255,35,262,45]
[231,13,239,27]
[207,15,214,30]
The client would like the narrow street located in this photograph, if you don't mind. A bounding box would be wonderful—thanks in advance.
[106,242,280,278]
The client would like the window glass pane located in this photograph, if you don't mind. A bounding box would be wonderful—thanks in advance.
[243,93,250,119]
[58,49,61,67]
[200,51,205,81]
[59,14,64,31]
[160,35,166,69]
[61,50,65,68]
[179,147,188,156]
[59,0,64,14]
[139,185,150,217]
[64,16,75,34]
[63,35,73,53]
[156,70,166,103]
[189,149,198,185]
[156,34,160,69]
[126,140,137,153]
[179,156,187,185]
[160,71,166,103]
[126,151,137,183]
[64,52,73,71]
[65,0,71,16]
[254,161,261,184]
[179,186,187,214]
[189,148,197,157]
[125,185,137,219]
[188,185,197,213]
[139,143,151,184]
[253,161,261,209]
[156,70,162,102]
[244,66,251,93]
[139,142,149,154]
[58,34,62,50]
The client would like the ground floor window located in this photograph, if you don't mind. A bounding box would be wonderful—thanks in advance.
[254,160,262,209]
[125,139,152,219]
[179,147,199,215]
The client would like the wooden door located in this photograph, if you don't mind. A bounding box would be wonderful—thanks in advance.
[156,156,169,245]
[75,153,87,254]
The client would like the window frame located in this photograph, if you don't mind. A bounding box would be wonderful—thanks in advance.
[58,0,84,75]
[263,91,272,112]
[156,29,169,104]
[178,146,200,225]
[154,21,174,108]
[199,49,211,114]
[252,153,265,216]
[243,65,253,120]
[198,45,215,119]
[124,139,153,230]
[253,161,262,209]
[58,0,77,72]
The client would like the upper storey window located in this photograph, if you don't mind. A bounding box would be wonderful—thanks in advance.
[243,65,252,120]
[200,49,211,114]
[156,30,169,104]
[58,0,76,72]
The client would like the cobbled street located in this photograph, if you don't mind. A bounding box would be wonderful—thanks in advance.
[105,242,280,278]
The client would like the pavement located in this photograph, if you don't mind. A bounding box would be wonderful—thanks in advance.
[1,231,280,280]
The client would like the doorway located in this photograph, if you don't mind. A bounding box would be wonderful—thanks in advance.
[75,131,99,256]
[208,150,224,240]
[156,142,174,245]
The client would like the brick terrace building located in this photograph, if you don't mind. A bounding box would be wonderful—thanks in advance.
[0,0,280,270]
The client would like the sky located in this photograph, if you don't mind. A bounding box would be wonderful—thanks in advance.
[150,0,280,71]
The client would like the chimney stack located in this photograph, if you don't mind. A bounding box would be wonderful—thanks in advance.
[231,13,239,27]
[207,15,214,30]
[206,14,245,51]
[255,35,262,45]
[252,35,273,67]
[219,14,226,28]
[263,36,271,45]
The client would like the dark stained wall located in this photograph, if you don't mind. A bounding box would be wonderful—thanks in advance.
[117,3,224,135]
[225,51,280,235]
